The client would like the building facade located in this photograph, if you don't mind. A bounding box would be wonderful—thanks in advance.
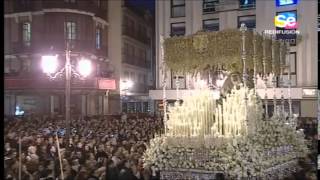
[108,0,155,114]
[151,0,318,117]
[4,0,119,116]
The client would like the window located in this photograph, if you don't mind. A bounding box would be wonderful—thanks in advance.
[203,0,219,14]
[124,71,129,79]
[239,0,256,9]
[22,22,31,47]
[203,19,219,31]
[130,72,135,81]
[96,27,102,49]
[97,0,101,7]
[65,21,77,40]
[171,22,185,37]
[139,74,143,83]
[283,52,296,75]
[282,52,297,87]
[128,19,134,32]
[171,0,185,17]
[123,42,129,61]
[143,75,147,84]
[238,16,256,30]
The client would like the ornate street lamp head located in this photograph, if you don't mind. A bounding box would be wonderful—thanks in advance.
[77,58,92,77]
[41,55,58,74]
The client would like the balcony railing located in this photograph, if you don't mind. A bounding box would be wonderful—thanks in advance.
[4,76,115,90]
[122,27,150,44]
[6,39,107,58]
[239,2,256,9]
[42,1,108,20]
[123,55,148,68]
[130,82,148,93]
[6,42,34,55]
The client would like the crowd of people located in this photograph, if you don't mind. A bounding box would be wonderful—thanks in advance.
[4,114,317,180]
[4,114,163,180]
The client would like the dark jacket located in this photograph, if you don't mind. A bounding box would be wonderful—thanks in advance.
[106,166,119,180]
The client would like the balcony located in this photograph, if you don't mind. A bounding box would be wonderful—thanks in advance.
[129,82,148,94]
[6,42,34,55]
[123,55,148,68]
[68,40,107,57]
[6,40,107,58]
[122,28,150,45]
[203,0,220,14]
[239,1,256,9]
[42,1,108,20]
[4,76,115,91]
[12,1,37,13]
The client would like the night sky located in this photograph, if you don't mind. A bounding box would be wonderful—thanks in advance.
[126,0,155,14]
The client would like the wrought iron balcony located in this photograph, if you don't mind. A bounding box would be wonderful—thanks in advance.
[122,27,150,44]
[4,75,115,91]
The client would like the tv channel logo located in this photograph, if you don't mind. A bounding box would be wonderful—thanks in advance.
[274,12,297,29]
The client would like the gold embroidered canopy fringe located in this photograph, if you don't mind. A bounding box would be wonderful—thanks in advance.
[164,29,289,75]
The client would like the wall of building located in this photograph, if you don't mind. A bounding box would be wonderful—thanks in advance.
[108,0,122,114]
[4,0,113,116]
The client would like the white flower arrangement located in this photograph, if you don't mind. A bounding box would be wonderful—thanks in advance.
[143,117,309,178]
[143,87,310,179]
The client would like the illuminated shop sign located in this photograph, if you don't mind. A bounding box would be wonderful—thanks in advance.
[274,11,297,29]
[276,0,298,7]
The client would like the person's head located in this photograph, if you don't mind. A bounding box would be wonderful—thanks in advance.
[98,144,104,152]
[48,137,53,144]
[77,142,83,149]
[5,142,11,151]
[84,144,90,151]
[50,146,56,153]
[28,146,37,154]
[124,160,131,168]
[76,151,82,159]
[107,159,115,168]
[38,163,45,171]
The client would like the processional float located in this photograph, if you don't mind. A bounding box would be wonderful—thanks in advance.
[143,24,307,179]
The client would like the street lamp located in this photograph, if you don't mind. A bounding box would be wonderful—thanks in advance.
[41,49,92,140]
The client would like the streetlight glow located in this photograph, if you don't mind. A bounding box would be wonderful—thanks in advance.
[120,80,134,91]
[77,58,92,77]
[41,55,58,74]
[126,80,133,89]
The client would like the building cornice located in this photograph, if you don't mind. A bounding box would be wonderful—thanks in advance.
[5,8,109,26]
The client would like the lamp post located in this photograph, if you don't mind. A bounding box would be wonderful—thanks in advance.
[41,46,92,140]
